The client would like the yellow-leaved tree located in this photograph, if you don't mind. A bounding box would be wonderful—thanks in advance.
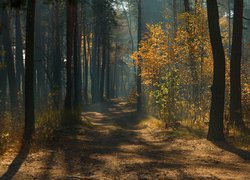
[131,2,220,123]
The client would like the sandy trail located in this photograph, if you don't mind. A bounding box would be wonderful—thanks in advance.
[0,99,250,179]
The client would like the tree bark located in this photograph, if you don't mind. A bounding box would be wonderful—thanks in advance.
[137,0,142,112]
[173,0,177,36]
[0,41,7,113]
[100,35,107,101]
[206,0,225,141]
[24,0,36,142]
[15,9,24,94]
[52,1,62,108]
[184,0,190,12]
[34,1,46,110]
[106,38,110,100]
[230,0,244,128]
[73,3,82,109]
[91,24,100,103]
[82,9,88,104]
[65,0,76,110]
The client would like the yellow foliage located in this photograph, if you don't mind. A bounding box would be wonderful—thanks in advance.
[131,3,214,87]
[131,1,234,122]
[131,24,171,86]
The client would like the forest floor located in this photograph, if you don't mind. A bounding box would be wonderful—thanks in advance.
[0,99,250,179]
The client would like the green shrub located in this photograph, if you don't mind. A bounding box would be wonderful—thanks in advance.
[150,69,181,122]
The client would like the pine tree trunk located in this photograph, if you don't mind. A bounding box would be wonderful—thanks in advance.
[173,0,177,36]
[53,1,62,108]
[35,2,46,110]
[15,9,24,94]
[24,0,36,142]
[91,25,100,103]
[106,39,110,100]
[230,0,244,128]
[100,36,107,101]
[83,17,88,104]
[137,0,142,112]
[206,0,225,141]
[65,0,76,110]
[73,4,82,109]
[0,40,7,113]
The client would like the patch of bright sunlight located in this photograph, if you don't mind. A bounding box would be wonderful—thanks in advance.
[138,116,165,129]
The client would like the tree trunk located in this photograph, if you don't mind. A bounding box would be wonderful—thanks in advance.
[65,0,76,110]
[183,0,190,12]
[106,39,110,100]
[82,11,88,104]
[206,0,225,141]
[73,3,82,109]
[173,0,177,36]
[137,0,142,112]
[15,9,24,94]
[230,0,244,128]
[24,0,36,142]
[91,25,100,103]
[52,1,62,108]
[100,36,106,101]
[0,41,7,113]
[35,2,46,110]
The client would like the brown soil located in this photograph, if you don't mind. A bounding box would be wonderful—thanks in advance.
[0,99,250,179]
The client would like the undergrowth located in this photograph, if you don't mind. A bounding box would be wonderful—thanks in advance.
[138,115,250,150]
[226,127,250,151]
[0,112,23,155]
[138,115,166,129]
[35,110,82,142]
[1,109,87,154]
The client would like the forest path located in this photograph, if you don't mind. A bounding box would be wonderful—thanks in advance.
[0,99,250,179]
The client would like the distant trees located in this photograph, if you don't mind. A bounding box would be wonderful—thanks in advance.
[0,0,143,150]
[90,1,100,103]
[183,0,201,122]
[0,6,18,113]
[90,0,117,103]
[52,0,63,108]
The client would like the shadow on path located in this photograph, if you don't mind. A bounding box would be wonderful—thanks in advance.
[0,143,30,180]
[212,141,250,161]
[2,99,249,179]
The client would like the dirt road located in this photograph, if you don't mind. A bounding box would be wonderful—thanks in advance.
[1,100,250,179]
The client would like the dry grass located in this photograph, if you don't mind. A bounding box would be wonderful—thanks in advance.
[227,128,250,151]
[138,115,166,129]
[138,116,250,151]
[0,112,23,156]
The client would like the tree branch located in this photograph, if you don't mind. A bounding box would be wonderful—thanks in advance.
[243,17,250,21]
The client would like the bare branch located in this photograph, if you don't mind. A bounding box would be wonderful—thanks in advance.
[243,16,250,21]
